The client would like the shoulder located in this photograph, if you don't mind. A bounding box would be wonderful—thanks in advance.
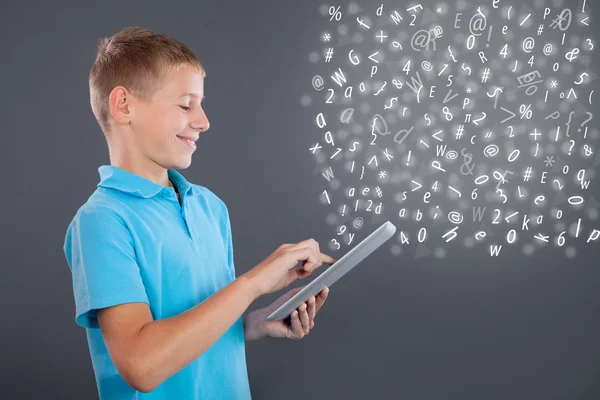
[64,191,133,241]
[191,184,229,216]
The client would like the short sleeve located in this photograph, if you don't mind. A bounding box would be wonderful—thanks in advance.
[63,206,149,329]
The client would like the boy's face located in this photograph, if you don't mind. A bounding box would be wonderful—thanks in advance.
[123,63,209,170]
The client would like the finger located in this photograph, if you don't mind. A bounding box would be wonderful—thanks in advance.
[315,287,329,313]
[290,310,303,338]
[307,296,316,318]
[290,247,318,271]
[319,253,336,267]
[298,304,310,334]
[295,266,313,280]
[307,297,316,328]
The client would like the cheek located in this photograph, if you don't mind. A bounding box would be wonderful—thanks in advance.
[152,111,185,143]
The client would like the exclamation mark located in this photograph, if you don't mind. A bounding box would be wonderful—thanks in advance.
[341,204,346,216]
[406,150,412,166]
[486,25,493,48]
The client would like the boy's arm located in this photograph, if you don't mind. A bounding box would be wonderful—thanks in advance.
[98,273,260,393]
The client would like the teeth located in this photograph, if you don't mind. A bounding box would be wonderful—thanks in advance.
[180,137,195,147]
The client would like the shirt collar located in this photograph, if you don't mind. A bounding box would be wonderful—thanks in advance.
[97,165,202,198]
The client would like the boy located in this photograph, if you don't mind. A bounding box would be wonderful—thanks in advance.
[63,26,336,399]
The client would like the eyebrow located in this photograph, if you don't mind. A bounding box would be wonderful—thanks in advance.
[179,92,205,100]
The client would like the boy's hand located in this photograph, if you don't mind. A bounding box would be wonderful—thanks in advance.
[243,239,336,297]
[244,286,329,341]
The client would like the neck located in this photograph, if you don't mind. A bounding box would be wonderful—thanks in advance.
[108,143,171,188]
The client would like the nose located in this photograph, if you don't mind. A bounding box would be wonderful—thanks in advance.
[191,107,210,132]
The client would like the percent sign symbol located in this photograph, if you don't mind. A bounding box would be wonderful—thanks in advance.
[329,6,342,21]
[519,104,533,119]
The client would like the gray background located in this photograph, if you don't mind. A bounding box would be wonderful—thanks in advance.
[1,0,600,399]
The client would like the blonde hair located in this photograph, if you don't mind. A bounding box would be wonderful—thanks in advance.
[89,26,206,137]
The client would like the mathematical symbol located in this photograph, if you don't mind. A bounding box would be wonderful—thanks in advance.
[376,31,388,43]
[310,143,323,153]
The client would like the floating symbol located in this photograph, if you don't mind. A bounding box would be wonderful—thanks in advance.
[448,211,464,225]
[469,7,487,36]
[579,112,593,133]
[312,75,324,91]
[519,104,533,119]
[565,48,580,62]
[328,5,342,21]
[442,106,454,121]
[324,48,334,62]
[486,87,504,109]
[550,9,572,31]
[484,144,499,157]
[446,150,458,160]
[517,70,543,96]
[353,217,364,229]
[584,145,594,157]
[522,37,535,53]
[460,148,475,175]
[568,140,575,155]
[565,111,575,137]
[543,44,553,56]
[500,107,517,124]
[448,46,457,62]
[411,29,436,51]
[383,97,398,110]
[523,167,533,182]
[392,79,403,89]
[443,89,459,104]
[421,61,433,72]
[575,72,588,85]
[481,68,490,83]
[544,156,555,167]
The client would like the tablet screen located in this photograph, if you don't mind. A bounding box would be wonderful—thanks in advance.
[265,221,396,321]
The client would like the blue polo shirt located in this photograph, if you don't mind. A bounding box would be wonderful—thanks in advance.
[63,165,252,400]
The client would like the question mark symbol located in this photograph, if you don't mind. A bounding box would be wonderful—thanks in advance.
[579,112,593,132]
[568,140,575,155]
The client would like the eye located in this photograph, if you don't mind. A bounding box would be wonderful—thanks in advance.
[179,105,190,111]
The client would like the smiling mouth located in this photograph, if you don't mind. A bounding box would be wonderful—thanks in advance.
[177,136,197,149]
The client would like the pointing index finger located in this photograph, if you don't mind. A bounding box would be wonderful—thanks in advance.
[321,253,336,265]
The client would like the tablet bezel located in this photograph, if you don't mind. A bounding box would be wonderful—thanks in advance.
[265,221,396,321]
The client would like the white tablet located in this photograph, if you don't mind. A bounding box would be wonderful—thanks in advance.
[265,221,397,321]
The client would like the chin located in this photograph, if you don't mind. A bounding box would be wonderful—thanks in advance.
[160,157,192,170]
[174,157,193,169]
